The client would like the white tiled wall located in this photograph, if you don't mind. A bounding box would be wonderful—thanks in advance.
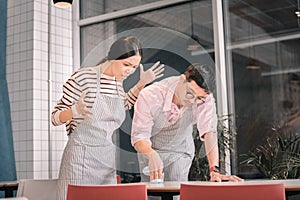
[6,0,73,179]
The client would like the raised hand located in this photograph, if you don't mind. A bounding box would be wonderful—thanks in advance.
[139,61,164,86]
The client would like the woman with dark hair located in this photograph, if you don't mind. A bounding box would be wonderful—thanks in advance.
[52,36,164,200]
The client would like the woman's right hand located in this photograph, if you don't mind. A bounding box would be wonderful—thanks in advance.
[139,61,164,86]
[71,91,92,118]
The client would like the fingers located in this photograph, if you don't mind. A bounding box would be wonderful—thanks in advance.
[153,64,164,76]
[210,172,222,182]
[213,177,222,182]
[141,61,165,72]
[149,61,161,70]
[77,91,87,107]
[139,64,144,72]
[221,175,244,182]
[150,171,157,181]
[78,91,87,102]
[230,175,244,182]
[138,61,165,86]
[149,61,165,73]
[152,63,164,72]
[148,151,164,181]
[149,169,163,181]
[139,61,164,77]
[75,91,93,118]
[157,169,163,179]
[210,172,244,182]
[155,74,164,79]
[81,106,93,118]
[148,61,164,80]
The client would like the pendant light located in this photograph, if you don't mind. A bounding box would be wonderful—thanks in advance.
[296,0,300,28]
[289,73,300,84]
[53,0,73,8]
[187,3,201,51]
[296,0,300,17]
[246,24,260,70]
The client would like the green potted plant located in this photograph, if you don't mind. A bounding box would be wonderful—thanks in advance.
[241,125,300,179]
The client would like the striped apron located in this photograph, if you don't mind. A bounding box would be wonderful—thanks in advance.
[138,107,195,182]
[57,67,125,200]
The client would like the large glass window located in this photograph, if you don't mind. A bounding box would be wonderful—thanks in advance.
[79,0,300,179]
[224,0,300,177]
[79,0,215,181]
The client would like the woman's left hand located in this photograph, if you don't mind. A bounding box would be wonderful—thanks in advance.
[139,61,164,86]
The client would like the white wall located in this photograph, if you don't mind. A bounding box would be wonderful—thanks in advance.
[6,0,72,179]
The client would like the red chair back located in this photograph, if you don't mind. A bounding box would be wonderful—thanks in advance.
[180,183,286,200]
[116,175,121,184]
[67,183,147,200]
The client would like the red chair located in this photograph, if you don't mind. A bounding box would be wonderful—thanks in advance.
[116,175,121,184]
[67,183,147,200]
[180,183,286,200]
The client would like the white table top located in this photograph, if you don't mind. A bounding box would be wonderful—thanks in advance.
[1,179,299,191]
[145,179,300,192]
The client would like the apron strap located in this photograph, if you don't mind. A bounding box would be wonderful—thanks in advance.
[96,65,102,92]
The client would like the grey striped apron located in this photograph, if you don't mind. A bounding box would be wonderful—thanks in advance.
[138,107,195,182]
[57,67,125,200]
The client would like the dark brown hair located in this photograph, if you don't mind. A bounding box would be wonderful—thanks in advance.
[97,36,142,65]
[184,64,215,93]
[108,36,142,60]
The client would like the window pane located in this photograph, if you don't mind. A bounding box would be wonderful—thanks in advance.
[80,0,162,19]
[80,23,107,65]
[225,0,300,178]
[80,1,214,67]
[227,0,299,42]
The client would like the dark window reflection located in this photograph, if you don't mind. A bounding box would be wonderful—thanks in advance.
[226,0,300,177]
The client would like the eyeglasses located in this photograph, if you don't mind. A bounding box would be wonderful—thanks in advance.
[185,82,207,104]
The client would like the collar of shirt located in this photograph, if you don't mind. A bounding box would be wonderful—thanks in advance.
[153,76,179,112]
[154,76,188,123]
[100,72,116,81]
[95,63,122,82]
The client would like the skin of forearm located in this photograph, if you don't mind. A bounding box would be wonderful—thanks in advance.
[59,109,73,123]
[134,140,155,159]
[204,132,219,167]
